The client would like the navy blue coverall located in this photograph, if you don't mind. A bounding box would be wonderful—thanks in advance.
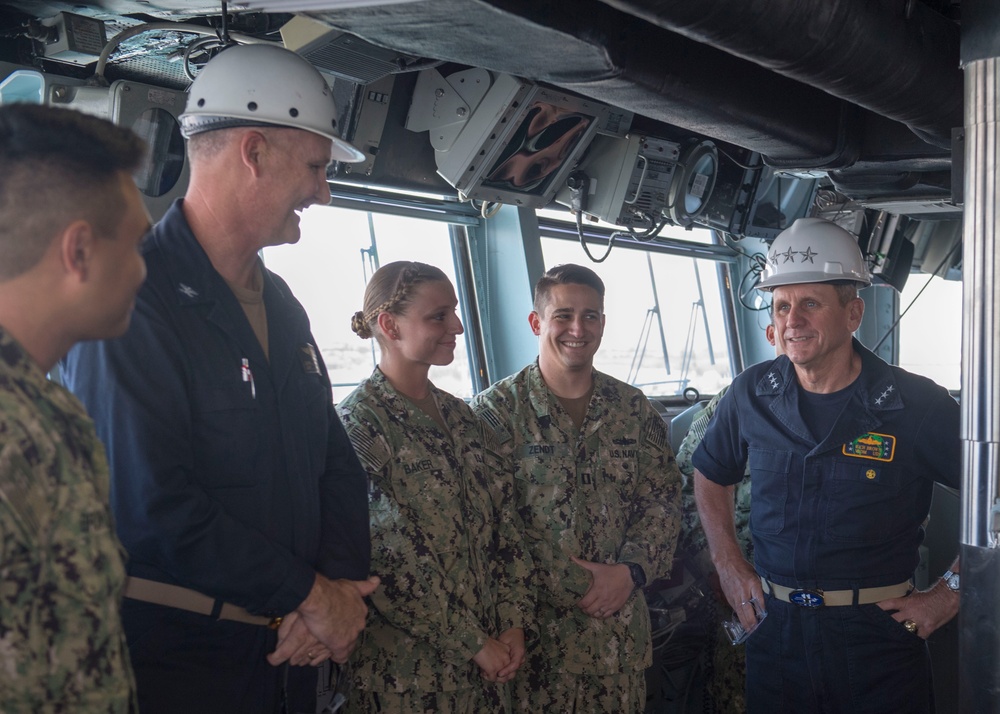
[692,339,960,714]
[62,201,371,714]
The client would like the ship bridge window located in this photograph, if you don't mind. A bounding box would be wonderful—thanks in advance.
[538,220,736,399]
[263,204,476,402]
[897,273,961,392]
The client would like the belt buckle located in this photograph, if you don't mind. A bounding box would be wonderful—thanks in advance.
[788,589,825,607]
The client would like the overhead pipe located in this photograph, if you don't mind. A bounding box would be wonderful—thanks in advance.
[598,0,963,148]
[316,0,867,166]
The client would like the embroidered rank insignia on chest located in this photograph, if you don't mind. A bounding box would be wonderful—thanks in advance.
[842,432,896,462]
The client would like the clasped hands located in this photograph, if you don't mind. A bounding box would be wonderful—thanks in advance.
[474,627,525,684]
[267,574,380,668]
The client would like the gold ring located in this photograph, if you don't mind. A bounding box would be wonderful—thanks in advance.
[903,620,918,634]
[307,651,316,659]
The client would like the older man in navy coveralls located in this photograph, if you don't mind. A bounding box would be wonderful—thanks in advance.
[62,44,378,713]
[692,218,960,714]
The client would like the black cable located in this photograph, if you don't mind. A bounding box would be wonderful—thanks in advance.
[740,255,769,310]
[218,1,230,45]
[719,231,758,260]
[738,255,772,312]
[626,216,667,242]
[576,211,616,263]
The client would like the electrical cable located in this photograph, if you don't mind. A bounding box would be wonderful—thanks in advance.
[576,211,616,263]
[456,190,502,220]
[626,215,667,242]
[716,145,764,171]
[719,230,758,260]
[480,201,502,219]
[736,255,771,311]
[716,230,772,310]
[218,0,230,45]
[182,35,224,80]
[872,237,962,352]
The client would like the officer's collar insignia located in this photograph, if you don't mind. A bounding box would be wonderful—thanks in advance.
[756,368,783,395]
[842,432,896,462]
[870,383,900,409]
[874,384,894,404]
[178,283,199,298]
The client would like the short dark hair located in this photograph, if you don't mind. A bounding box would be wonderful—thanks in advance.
[0,104,145,281]
[533,263,606,312]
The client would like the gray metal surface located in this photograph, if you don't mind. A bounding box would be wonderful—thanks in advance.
[960,49,1000,711]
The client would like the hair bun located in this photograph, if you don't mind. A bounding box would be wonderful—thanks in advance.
[350,310,372,339]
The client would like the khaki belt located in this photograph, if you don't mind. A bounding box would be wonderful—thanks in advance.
[761,576,912,607]
[124,576,281,628]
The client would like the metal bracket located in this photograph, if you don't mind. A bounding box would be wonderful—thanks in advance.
[406,67,492,152]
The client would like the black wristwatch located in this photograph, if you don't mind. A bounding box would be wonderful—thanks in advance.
[622,562,647,590]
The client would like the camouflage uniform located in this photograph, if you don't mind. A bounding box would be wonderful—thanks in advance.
[674,386,751,714]
[675,387,753,561]
[471,362,682,713]
[337,368,533,713]
[0,328,136,713]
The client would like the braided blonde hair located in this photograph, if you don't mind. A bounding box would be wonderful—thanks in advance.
[351,261,449,340]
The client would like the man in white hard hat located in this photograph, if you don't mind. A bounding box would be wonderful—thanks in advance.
[691,218,960,713]
[62,43,378,713]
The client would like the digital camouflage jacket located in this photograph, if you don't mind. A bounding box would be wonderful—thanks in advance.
[472,362,682,675]
[0,328,136,713]
[338,368,533,695]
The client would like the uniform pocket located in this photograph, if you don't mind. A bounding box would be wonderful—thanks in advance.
[747,448,792,534]
[861,602,925,645]
[191,382,262,488]
[823,459,901,543]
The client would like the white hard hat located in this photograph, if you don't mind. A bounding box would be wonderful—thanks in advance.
[757,217,871,291]
[179,43,365,164]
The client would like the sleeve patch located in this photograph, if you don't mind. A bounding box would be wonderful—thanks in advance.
[345,424,391,474]
[642,415,668,452]
[474,406,512,445]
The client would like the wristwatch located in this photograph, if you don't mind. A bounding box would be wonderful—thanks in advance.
[941,569,960,592]
[622,562,647,590]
